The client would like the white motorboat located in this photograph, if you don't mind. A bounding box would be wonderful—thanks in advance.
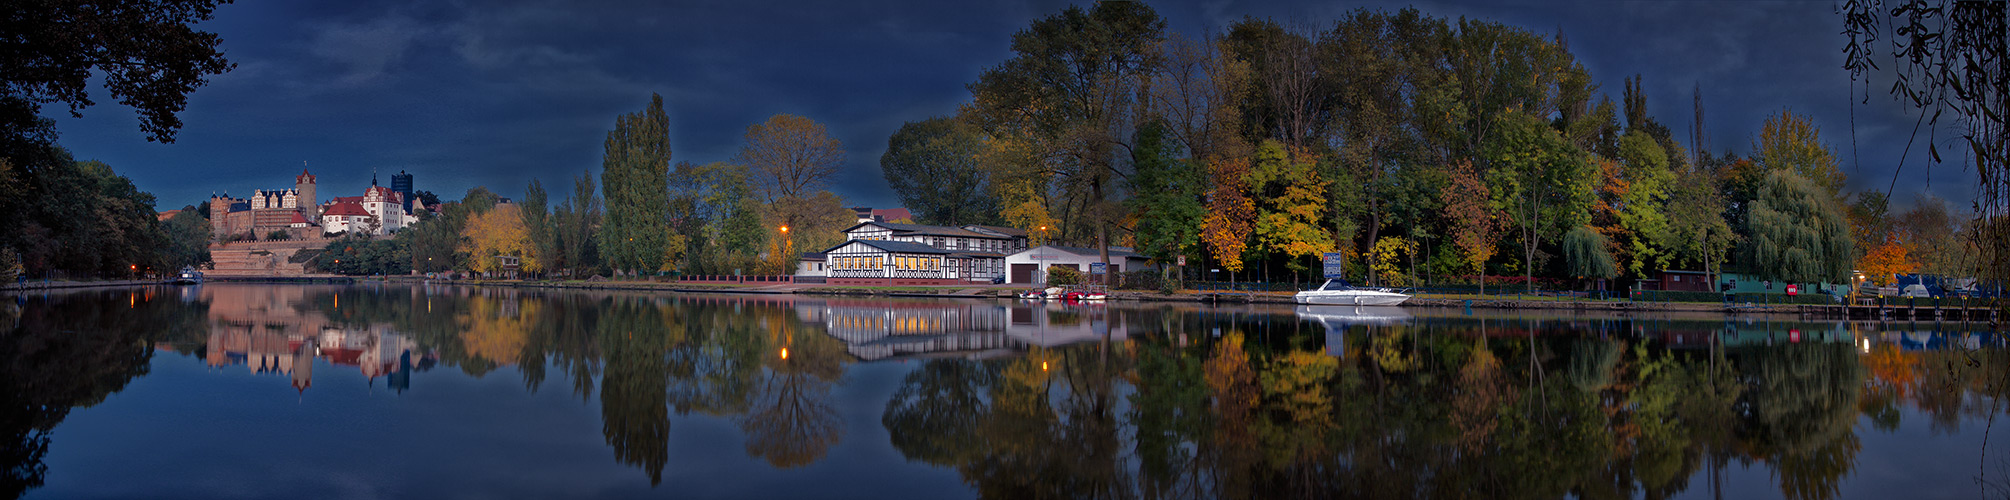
[173,266,204,285]
[1293,279,1411,306]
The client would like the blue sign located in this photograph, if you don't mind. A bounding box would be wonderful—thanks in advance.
[1090,262,1107,275]
[1322,252,1346,279]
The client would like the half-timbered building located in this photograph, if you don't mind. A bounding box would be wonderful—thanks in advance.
[812,221,1015,285]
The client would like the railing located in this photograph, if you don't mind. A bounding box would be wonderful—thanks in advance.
[674,275,799,284]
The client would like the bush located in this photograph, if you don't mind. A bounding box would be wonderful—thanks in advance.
[1047,265,1083,286]
[0,247,20,284]
[1115,269,1162,291]
[266,230,291,241]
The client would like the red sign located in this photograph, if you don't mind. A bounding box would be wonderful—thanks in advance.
[1786,284,1798,296]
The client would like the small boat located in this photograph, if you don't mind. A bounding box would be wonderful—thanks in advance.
[173,266,204,285]
[1061,285,1108,302]
[1293,279,1409,306]
[1018,287,1061,300]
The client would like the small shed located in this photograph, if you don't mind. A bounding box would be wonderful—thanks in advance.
[1004,245,1151,284]
[1651,270,1713,292]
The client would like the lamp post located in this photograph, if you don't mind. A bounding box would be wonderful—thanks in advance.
[780,225,792,276]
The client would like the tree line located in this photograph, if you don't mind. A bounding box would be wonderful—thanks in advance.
[879,4,1991,291]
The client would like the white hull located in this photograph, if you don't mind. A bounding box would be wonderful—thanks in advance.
[1293,290,1411,306]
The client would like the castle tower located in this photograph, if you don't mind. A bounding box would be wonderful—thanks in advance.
[208,194,230,240]
[296,168,318,220]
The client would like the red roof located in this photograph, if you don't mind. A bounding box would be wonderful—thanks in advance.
[322,202,369,216]
[332,196,364,204]
[289,212,310,224]
[874,208,913,221]
[296,169,315,184]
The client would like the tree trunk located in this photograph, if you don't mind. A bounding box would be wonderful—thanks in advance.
[1365,203,1382,286]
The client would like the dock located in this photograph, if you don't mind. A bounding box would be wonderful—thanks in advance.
[1798,298,2004,323]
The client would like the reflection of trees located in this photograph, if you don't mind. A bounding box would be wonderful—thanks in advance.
[882,359,996,466]
[738,308,846,468]
[595,297,676,484]
[456,295,536,367]
[1,290,200,498]
[1735,342,1865,500]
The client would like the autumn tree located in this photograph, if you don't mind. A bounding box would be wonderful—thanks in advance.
[880,117,998,226]
[741,114,845,204]
[1856,235,1913,286]
[599,94,671,275]
[1441,160,1505,292]
[461,204,538,276]
[1202,156,1257,275]
[1248,141,1333,279]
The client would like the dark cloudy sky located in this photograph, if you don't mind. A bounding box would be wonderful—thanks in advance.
[40,0,1976,213]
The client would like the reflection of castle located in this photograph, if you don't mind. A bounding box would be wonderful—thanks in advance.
[200,285,433,391]
[796,299,1128,361]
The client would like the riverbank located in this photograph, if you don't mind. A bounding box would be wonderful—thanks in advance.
[353,276,1833,314]
[1,279,166,292]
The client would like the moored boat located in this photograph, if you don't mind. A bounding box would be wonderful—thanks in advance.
[173,266,204,285]
[1293,279,1409,305]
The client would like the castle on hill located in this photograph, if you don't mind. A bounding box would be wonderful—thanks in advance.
[209,169,420,241]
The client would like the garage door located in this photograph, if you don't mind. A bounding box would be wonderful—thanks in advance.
[1011,263,1036,284]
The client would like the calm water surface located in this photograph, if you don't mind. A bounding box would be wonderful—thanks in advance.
[3,284,2008,499]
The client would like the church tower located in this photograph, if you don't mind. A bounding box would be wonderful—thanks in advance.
[296,168,318,220]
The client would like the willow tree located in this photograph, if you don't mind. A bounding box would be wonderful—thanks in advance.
[1742,169,1854,285]
[598,94,671,275]
[1562,226,1617,282]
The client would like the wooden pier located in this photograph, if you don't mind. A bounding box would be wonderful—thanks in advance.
[1799,298,2004,324]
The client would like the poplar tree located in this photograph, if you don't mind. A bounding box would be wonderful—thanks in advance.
[598,94,671,275]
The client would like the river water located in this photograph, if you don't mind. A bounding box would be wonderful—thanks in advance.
[2,284,2006,499]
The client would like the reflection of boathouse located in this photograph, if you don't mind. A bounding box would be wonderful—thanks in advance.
[798,299,1129,361]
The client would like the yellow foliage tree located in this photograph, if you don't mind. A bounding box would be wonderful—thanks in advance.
[460,204,539,275]
[1250,142,1334,273]
[999,181,1060,246]
[1203,156,1256,273]
[1368,237,1418,286]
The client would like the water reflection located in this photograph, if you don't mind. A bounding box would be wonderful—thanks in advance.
[4,285,2008,499]
[1,289,202,497]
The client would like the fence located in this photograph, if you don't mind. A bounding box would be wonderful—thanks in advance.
[675,275,799,284]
